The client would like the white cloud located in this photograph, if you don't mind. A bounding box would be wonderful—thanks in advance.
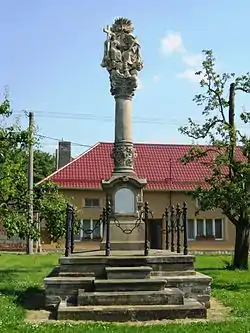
[182,53,203,68]
[177,69,204,83]
[153,75,161,82]
[160,31,186,56]
[159,30,205,84]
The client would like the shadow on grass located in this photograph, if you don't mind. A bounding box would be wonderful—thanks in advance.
[212,281,250,292]
[0,285,57,320]
[0,266,60,314]
[0,286,45,310]
[198,268,227,272]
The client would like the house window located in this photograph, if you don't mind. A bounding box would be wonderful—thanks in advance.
[84,198,100,207]
[187,218,223,240]
[74,219,103,241]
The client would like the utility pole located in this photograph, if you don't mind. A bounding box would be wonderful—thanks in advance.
[26,111,34,255]
[229,83,236,179]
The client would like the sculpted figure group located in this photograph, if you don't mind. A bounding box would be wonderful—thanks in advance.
[101,18,143,97]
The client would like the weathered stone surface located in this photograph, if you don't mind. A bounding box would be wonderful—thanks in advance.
[94,278,167,292]
[45,251,212,312]
[59,272,95,277]
[44,276,95,308]
[101,18,143,99]
[78,288,184,306]
[78,288,184,305]
[151,270,196,277]
[165,272,212,309]
[105,266,152,279]
[59,254,195,278]
[57,299,206,321]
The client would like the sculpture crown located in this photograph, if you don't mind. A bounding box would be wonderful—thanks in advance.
[111,17,134,34]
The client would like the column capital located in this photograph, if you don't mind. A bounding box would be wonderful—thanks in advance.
[110,72,137,99]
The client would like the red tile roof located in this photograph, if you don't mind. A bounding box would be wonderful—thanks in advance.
[41,142,243,191]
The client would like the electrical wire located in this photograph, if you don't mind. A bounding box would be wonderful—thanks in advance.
[36,134,92,147]
[13,109,250,128]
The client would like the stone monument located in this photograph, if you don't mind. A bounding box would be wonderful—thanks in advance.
[100,18,147,250]
[43,19,212,321]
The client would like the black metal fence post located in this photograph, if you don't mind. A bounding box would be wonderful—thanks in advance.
[70,207,74,254]
[183,202,188,255]
[102,207,106,241]
[170,205,175,252]
[176,203,181,254]
[165,207,169,250]
[105,201,111,256]
[65,203,73,257]
[144,202,150,256]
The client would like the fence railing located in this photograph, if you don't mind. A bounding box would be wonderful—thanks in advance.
[162,203,188,255]
[64,201,188,257]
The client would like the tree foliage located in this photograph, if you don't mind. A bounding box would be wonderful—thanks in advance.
[179,50,250,270]
[33,150,56,184]
[34,181,68,242]
[0,93,69,244]
[0,93,35,239]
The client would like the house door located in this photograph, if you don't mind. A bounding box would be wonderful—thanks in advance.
[149,219,162,249]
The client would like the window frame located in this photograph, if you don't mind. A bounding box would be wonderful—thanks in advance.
[74,219,103,241]
[187,218,223,241]
[84,198,100,208]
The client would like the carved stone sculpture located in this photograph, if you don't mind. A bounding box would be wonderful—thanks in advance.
[101,18,143,98]
[111,144,136,169]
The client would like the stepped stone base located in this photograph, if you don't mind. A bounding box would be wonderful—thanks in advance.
[94,278,167,291]
[78,288,184,306]
[57,299,206,321]
[44,249,212,321]
[106,266,152,279]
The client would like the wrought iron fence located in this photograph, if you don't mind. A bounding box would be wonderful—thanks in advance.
[64,204,106,257]
[64,201,188,257]
[162,203,188,255]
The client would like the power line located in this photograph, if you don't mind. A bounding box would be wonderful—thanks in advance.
[13,110,250,128]
[36,134,92,148]
[13,110,176,124]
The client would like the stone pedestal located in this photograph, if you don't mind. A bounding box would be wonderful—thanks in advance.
[100,217,145,251]
[101,174,147,251]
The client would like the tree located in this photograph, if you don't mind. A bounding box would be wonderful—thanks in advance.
[35,181,80,243]
[179,50,250,270]
[0,93,68,245]
[34,181,67,242]
[33,150,56,184]
[0,93,38,240]
[19,149,56,184]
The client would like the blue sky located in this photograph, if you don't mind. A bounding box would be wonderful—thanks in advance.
[1,0,250,156]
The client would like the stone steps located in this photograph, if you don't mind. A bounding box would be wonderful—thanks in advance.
[44,276,95,308]
[58,252,196,280]
[94,278,166,292]
[78,288,184,306]
[105,266,152,279]
[57,298,206,321]
[59,272,95,277]
[151,270,196,277]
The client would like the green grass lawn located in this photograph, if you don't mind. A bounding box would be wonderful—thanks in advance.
[0,253,250,332]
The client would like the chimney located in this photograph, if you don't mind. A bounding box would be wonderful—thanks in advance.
[58,141,71,168]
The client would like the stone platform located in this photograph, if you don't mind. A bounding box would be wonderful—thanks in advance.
[44,249,212,322]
